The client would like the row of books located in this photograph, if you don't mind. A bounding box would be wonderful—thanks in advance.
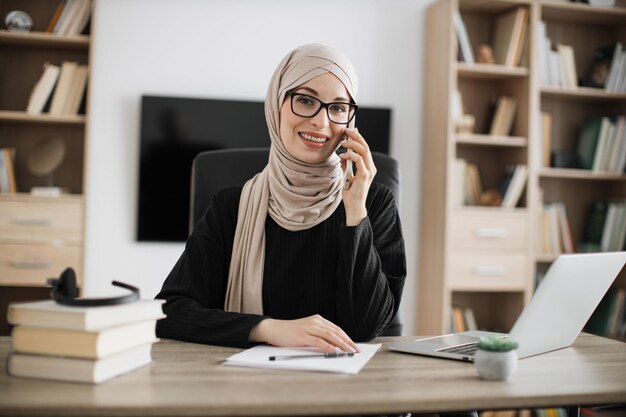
[576,116,626,174]
[537,23,578,89]
[0,148,17,193]
[449,306,477,333]
[580,200,626,253]
[454,6,528,67]
[6,298,165,384]
[26,61,88,116]
[585,287,626,339]
[47,0,92,36]
[539,201,574,256]
[538,21,626,93]
[453,160,527,209]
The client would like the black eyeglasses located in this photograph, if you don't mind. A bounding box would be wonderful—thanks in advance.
[285,91,358,125]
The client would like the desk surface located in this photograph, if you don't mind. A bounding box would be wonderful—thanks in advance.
[1,334,625,416]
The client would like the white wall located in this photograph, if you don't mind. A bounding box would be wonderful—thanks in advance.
[86,0,434,334]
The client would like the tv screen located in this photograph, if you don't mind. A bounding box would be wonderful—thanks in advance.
[137,95,392,242]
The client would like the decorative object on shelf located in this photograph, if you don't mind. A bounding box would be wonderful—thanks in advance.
[474,337,519,381]
[27,137,67,197]
[476,44,495,64]
[5,10,33,32]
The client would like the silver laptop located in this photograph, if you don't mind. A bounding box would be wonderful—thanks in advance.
[390,252,626,362]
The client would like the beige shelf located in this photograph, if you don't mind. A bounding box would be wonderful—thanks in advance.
[0,30,89,48]
[455,133,527,147]
[457,63,529,79]
[538,168,626,181]
[540,2,626,24]
[0,110,85,125]
[541,86,626,101]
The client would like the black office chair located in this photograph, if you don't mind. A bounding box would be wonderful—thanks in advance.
[189,148,403,336]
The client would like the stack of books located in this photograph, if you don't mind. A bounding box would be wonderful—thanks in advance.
[26,61,89,116]
[6,298,165,384]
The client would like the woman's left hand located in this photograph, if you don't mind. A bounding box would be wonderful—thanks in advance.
[339,127,377,226]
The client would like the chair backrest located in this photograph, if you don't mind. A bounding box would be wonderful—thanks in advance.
[189,148,402,336]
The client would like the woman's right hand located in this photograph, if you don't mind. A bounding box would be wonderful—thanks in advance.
[249,315,360,353]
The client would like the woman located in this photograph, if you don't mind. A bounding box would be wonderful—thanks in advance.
[155,43,406,353]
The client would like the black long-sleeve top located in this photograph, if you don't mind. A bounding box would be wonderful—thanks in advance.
[155,182,406,348]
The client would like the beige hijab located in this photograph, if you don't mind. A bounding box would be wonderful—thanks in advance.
[224,44,359,314]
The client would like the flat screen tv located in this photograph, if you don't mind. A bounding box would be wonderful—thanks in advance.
[137,95,392,242]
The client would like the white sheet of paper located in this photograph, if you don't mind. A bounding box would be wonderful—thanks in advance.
[224,343,381,374]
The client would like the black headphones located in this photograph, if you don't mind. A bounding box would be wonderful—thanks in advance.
[47,267,140,307]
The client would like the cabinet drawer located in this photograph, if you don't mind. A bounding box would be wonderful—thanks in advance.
[447,252,527,291]
[449,211,527,250]
[0,200,83,244]
[0,244,82,286]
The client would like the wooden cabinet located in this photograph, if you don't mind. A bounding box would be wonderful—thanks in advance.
[0,0,92,334]
[420,0,626,337]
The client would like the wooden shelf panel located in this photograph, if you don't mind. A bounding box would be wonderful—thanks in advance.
[0,30,89,49]
[457,63,529,79]
[455,133,527,147]
[540,2,626,24]
[0,110,85,125]
[541,86,626,101]
[538,168,626,181]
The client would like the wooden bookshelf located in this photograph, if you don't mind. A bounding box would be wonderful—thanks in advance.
[420,0,626,340]
[0,0,93,335]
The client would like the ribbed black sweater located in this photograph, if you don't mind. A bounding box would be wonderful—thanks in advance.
[155,182,406,348]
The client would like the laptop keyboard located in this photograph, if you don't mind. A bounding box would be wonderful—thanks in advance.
[436,343,478,356]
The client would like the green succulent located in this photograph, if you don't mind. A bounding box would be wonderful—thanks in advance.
[476,336,518,352]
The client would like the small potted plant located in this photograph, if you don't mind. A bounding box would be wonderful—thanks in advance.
[474,336,519,381]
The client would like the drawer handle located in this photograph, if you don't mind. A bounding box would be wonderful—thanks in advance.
[474,228,508,238]
[472,266,507,276]
[13,261,52,269]
[12,218,52,226]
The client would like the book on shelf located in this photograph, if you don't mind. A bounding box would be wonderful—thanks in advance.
[64,65,88,115]
[491,7,528,67]
[488,96,517,136]
[454,159,484,207]
[449,306,478,333]
[556,44,578,88]
[576,116,626,173]
[11,319,160,359]
[49,61,79,115]
[541,202,574,255]
[0,148,17,193]
[7,299,165,331]
[580,200,626,253]
[52,0,91,36]
[599,200,626,252]
[500,164,527,209]
[537,21,551,85]
[25,63,60,115]
[46,1,65,32]
[7,342,153,384]
[541,112,553,167]
[453,11,474,64]
[65,0,91,36]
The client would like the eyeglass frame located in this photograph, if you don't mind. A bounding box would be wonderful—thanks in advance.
[284,90,358,125]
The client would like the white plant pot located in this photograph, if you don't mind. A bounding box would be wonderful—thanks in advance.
[474,349,518,381]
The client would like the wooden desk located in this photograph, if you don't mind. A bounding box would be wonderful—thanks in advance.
[0,334,625,416]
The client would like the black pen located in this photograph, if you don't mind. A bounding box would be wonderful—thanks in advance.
[269,352,355,361]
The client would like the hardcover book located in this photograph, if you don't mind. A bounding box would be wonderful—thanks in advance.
[7,299,165,331]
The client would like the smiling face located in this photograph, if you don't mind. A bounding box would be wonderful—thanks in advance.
[279,72,351,164]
